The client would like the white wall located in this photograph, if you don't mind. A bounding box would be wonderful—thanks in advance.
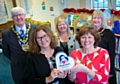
[5,0,117,31]
[31,0,60,32]
[66,0,80,8]
[31,0,83,32]
[86,0,92,9]
[6,0,88,32]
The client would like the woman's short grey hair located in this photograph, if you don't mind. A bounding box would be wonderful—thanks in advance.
[91,9,107,28]
[11,6,26,16]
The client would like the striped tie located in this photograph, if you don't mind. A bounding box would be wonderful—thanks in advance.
[20,29,25,39]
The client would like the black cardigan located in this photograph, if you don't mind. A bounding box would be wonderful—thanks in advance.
[27,46,65,84]
[98,28,116,75]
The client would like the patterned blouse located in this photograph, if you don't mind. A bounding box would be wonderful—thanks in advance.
[70,48,110,84]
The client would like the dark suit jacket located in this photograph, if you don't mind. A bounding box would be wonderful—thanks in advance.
[2,22,36,80]
[27,46,65,84]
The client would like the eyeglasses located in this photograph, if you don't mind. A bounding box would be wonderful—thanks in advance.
[12,14,24,18]
[36,34,48,41]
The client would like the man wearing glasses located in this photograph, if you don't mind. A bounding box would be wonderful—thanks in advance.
[2,6,36,84]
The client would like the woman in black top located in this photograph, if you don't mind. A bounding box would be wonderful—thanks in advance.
[91,9,116,84]
[27,25,66,84]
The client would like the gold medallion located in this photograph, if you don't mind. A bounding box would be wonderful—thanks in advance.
[22,44,29,52]
[11,23,31,52]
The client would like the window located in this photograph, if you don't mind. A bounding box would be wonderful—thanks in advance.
[116,0,120,10]
[93,0,108,9]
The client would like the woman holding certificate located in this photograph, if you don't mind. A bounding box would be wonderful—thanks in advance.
[69,26,110,84]
[27,25,66,84]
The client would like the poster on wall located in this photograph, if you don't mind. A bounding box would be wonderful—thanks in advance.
[50,7,54,16]
[103,9,113,28]
[0,0,7,24]
[103,9,113,21]
[41,0,46,10]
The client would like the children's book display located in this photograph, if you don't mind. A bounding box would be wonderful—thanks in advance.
[75,13,92,33]
[113,20,120,84]
[67,14,79,34]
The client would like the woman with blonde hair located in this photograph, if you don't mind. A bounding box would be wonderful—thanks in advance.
[55,18,79,56]
[91,9,116,84]
[55,18,79,84]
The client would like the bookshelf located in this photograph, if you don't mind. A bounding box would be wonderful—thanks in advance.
[54,12,92,34]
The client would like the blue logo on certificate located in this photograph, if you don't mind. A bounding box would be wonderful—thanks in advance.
[55,52,75,70]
